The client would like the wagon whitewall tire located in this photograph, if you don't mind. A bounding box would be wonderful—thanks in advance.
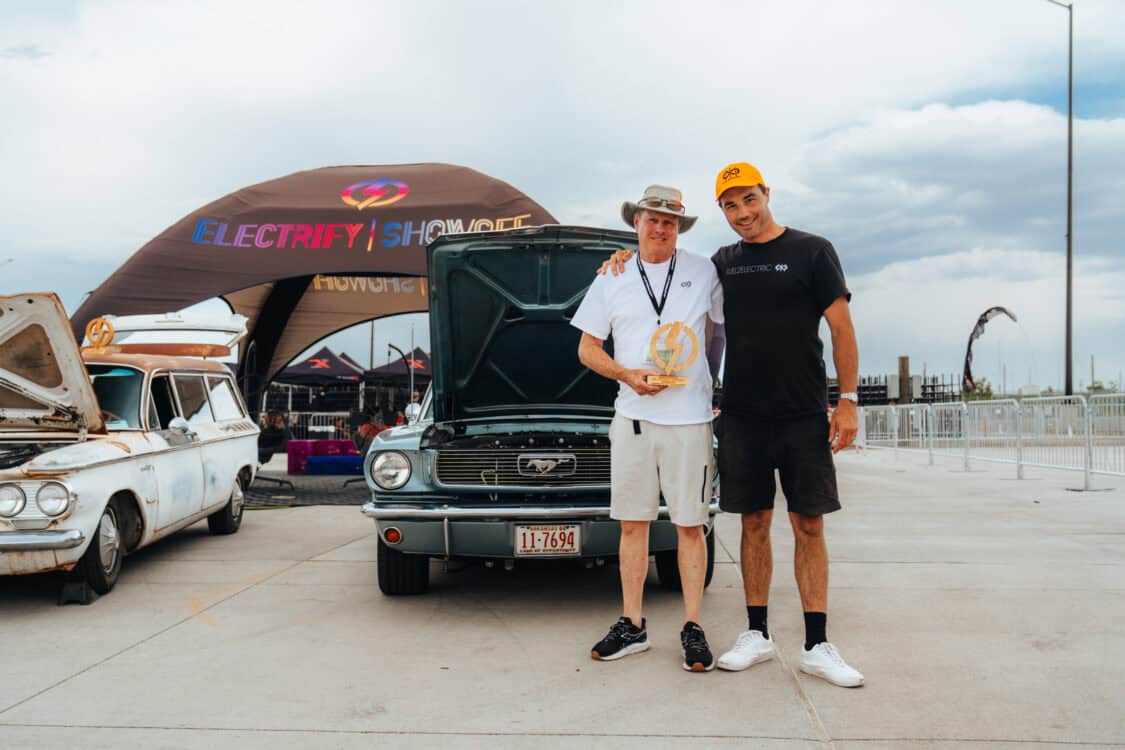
[207,476,245,535]
[76,501,124,594]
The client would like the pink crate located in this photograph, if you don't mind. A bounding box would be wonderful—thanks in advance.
[286,440,315,475]
[313,439,358,457]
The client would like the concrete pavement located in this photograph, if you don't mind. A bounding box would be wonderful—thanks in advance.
[1,449,1122,749]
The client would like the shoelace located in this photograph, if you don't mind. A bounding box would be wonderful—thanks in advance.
[819,643,847,666]
[609,618,636,639]
[735,631,763,649]
[682,628,708,651]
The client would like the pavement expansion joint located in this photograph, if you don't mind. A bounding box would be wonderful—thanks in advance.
[771,636,837,750]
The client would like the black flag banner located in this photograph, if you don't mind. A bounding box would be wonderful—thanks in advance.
[962,306,1018,392]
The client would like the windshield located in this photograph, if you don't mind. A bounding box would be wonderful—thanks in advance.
[86,365,144,429]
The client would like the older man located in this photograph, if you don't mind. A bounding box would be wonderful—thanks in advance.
[572,185,724,672]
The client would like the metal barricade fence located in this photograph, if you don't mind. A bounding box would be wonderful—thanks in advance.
[930,402,969,469]
[892,404,931,456]
[285,411,354,441]
[965,399,1022,475]
[860,406,896,448]
[1089,394,1125,477]
[859,395,1122,488]
[1019,396,1090,489]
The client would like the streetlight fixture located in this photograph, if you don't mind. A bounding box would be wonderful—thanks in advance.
[1047,0,1074,395]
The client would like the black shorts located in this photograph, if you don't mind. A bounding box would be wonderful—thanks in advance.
[717,412,841,517]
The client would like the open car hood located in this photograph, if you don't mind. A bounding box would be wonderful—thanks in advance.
[427,225,635,423]
[0,293,104,434]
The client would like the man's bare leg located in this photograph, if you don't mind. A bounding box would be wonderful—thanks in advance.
[788,511,827,611]
[620,520,650,627]
[676,524,707,624]
[740,510,773,606]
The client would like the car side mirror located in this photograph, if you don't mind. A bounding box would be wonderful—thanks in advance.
[169,417,194,436]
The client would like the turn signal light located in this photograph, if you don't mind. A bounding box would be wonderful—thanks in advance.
[383,527,403,544]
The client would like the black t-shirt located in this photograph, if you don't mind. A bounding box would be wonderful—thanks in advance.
[711,228,850,420]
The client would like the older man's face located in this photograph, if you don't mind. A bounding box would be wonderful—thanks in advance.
[634,210,679,257]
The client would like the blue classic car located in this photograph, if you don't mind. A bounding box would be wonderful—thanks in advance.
[361,226,719,595]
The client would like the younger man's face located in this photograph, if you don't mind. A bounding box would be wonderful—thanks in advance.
[719,184,773,243]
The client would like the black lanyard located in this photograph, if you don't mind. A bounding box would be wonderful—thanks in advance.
[636,251,677,325]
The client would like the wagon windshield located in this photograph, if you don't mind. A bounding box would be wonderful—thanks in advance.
[86,365,144,429]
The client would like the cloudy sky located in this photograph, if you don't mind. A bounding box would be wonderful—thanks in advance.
[2,0,1123,392]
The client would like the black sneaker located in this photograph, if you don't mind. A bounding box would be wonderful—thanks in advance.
[680,622,715,672]
[591,616,650,661]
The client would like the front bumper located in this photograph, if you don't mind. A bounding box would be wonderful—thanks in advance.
[361,499,720,558]
[0,529,86,551]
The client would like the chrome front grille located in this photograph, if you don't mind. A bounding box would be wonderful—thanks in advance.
[434,448,610,487]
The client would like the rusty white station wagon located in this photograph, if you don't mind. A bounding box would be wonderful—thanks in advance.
[0,294,259,598]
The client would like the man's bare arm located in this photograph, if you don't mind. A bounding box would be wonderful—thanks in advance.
[824,296,858,452]
[595,249,635,276]
[578,332,665,396]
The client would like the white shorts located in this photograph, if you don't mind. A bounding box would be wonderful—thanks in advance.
[609,415,716,528]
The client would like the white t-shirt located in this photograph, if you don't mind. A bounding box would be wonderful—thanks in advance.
[571,249,724,425]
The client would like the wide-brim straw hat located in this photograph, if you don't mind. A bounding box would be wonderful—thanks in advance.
[621,184,697,233]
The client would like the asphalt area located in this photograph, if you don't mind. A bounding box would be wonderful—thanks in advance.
[1,449,1122,749]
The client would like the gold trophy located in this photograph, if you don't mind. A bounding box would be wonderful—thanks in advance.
[646,321,699,386]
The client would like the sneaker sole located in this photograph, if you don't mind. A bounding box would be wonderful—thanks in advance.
[591,641,650,661]
[682,659,716,672]
[716,650,775,672]
[799,663,864,687]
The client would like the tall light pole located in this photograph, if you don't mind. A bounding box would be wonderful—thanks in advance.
[1047,0,1074,395]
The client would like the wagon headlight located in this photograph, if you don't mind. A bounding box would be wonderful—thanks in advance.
[0,484,26,517]
[36,482,71,517]
[371,451,411,490]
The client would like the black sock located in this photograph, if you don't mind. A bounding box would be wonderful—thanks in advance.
[804,612,827,650]
[747,606,769,638]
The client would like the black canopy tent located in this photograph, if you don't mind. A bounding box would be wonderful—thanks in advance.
[366,347,431,385]
[274,346,363,386]
[70,163,556,415]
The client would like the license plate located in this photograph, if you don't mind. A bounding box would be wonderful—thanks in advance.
[515,524,580,556]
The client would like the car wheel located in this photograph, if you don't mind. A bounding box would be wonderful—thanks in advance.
[207,476,245,535]
[655,527,715,592]
[377,536,429,595]
[76,501,124,594]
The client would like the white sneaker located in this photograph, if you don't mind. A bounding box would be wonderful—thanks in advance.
[717,630,775,671]
[799,642,864,687]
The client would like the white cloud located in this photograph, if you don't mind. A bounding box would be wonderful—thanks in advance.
[2,0,1124,386]
[835,248,1125,391]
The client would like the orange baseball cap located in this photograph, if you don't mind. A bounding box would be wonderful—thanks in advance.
[715,162,765,200]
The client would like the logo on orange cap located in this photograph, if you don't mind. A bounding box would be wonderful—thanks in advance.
[715,162,765,200]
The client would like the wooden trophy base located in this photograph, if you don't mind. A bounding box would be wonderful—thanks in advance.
[646,374,689,386]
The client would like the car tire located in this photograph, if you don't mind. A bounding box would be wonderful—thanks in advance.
[655,527,715,592]
[75,500,125,595]
[377,536,429,595]
[207,476,245,535]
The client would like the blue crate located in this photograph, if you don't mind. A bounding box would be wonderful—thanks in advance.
[304,455,365,476]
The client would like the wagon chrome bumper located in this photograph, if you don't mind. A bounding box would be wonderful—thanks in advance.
[0,529,86,551]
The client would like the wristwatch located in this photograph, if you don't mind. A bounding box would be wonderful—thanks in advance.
[838,392,858,404]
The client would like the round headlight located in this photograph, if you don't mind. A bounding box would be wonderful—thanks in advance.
[36,482,71,517]
[371,451,411,490]
[0,484,26,518]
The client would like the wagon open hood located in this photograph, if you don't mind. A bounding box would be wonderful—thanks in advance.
[0,293,104,434]
[427,226,634,423]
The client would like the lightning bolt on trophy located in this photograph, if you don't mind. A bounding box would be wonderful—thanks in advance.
[646,321,699,387]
